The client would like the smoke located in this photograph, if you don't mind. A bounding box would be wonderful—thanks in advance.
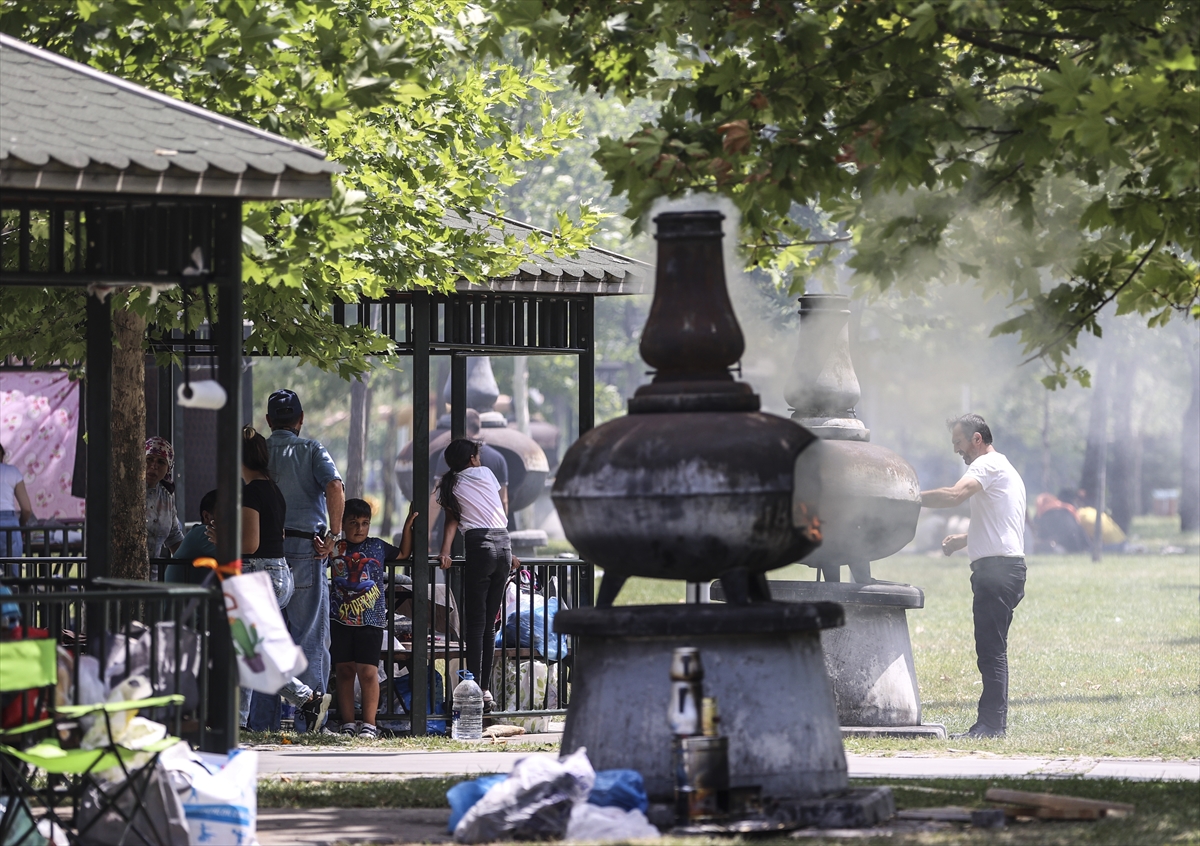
[637,187,1198,522]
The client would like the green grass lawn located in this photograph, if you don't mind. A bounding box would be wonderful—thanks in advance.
[609,541,1199,759]
[851,550,1200,759]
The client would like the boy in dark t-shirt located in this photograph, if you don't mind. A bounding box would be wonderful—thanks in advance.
[330,499,416,738]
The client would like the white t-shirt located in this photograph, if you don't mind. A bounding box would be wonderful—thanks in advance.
[963,450,1027,561]
[0,464,22,512]
[453,466,507,531]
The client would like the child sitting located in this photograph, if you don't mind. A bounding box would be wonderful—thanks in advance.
[330,499,416,738]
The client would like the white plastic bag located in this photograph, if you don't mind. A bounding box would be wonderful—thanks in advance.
[566,804,661,841]
[224,571,307,694]
[454,748,595,844]
[162,745,258,846]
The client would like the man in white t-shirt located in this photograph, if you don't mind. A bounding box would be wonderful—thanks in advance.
[920,413,1027,739]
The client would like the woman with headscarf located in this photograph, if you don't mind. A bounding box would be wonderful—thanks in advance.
[145,437,184,558]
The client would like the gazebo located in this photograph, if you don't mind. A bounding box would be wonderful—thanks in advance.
[1,32,339,751]
[2,33,647,740]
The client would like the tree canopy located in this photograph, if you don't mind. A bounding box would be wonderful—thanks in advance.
[493,0,1199,384]
[0,0,598,376]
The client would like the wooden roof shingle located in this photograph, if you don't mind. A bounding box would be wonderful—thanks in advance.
[0,34,339,199]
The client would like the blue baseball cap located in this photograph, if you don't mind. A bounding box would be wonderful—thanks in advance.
[267,389,303,419]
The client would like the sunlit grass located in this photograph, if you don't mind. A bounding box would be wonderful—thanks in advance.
[595,541,1199,759]
[842,550,1200,759]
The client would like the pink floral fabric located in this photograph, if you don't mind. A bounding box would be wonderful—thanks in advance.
[0,372,85,520]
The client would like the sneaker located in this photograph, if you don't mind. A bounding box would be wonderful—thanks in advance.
[319,724,339,737]
[358,723,379,740]
[340,722,358,737]
[299,692,332,733]
[950,722,1006,739]
[482,690,495,715]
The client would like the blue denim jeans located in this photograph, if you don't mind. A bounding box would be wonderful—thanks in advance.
[239,556,313,729]
[1,511,22,571]
[283,537,331,718]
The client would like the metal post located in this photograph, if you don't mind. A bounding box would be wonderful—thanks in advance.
[205,201,243,752]
[1092,432,1108,563]
[85,293,112,580]
[411,291,430,737]
[577,298,595,606]
[158,363,181,518]
[451,353,467,439]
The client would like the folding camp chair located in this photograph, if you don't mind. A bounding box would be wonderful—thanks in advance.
[0,638,184,845]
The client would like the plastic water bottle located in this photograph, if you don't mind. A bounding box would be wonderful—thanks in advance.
[452,670,484,740]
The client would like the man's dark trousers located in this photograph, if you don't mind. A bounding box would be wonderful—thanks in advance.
[970,556,1026,730]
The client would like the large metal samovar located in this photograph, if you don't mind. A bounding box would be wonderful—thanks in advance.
[786,295,922,583]
[552,212,820,604]
[395,356,548,513]
[745,294,943,736]
[552,212,892,817]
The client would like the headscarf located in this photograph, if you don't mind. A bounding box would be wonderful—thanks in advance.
[145,437,175,481]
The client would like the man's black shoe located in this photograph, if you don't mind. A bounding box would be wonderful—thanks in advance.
[298,692,331,733]
[950,722,1006,739]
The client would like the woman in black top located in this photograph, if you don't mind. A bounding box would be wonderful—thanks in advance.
[212,427,324,730]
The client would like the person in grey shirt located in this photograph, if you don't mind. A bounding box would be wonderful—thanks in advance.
[264,389,343,731]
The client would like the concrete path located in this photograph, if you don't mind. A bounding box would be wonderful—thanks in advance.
[253,746,1198,845]
[255,746,1200,782]
[257,808,450,845]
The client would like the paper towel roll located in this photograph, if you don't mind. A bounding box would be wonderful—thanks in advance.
[177,379,227,410]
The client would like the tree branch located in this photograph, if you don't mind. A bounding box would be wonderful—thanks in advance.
[744,236,852,248]
[951,29,1059,70]
[1021,237,1163,365]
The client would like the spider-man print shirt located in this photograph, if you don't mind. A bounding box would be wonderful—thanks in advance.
[329,537,397,628]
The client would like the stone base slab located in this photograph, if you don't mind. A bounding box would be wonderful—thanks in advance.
[669,786,896,834]
[841,723,947,740]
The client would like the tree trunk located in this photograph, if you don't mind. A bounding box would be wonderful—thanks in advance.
[1040,387,1052,495]
[345,373,371,499]
[379,400,398,539]
[1109,355,1138,533]
[111,307,148,581]
[1079,355,1112,509]
[1181,324,1200,532]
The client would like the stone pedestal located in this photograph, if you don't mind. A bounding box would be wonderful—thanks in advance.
[508,529,547,559]
[713,581,944,738]
[555,602,849,802]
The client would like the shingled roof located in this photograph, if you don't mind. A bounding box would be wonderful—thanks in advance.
[447,212,649,295]
[0,33,339,199]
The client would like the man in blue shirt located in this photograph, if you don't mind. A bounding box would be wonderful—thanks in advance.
[265,389,344,731]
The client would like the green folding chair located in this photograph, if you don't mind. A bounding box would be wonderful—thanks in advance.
[0,639,184,845]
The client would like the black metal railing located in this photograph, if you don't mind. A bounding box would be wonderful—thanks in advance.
[0,577,221,749]
[372,555,592,734]
[2,547,592,738]
[1,520,85,563]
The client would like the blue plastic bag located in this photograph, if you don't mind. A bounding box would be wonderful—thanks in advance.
[498,596,567,661]
[447,774,507,832]
[446,768,648,834]
[589,769,649,813]
[393,666,446,735]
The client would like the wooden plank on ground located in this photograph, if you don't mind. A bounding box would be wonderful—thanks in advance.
[985,788,1134,819]
[895,807,974,823]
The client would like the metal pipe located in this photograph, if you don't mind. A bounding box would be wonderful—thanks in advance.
[206,200,243,753]
[410,290,431,737]
[85,293,112,580]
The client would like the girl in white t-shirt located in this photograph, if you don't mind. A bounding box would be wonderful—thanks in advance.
[436,439,520,709]
[0,443,34,562]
